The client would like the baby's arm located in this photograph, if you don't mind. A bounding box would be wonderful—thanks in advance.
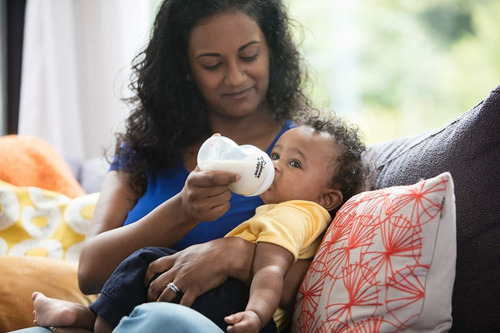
[225,242,294,332]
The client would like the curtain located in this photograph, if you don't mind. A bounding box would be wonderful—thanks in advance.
[18,0,158,160]
[3,0,27,135]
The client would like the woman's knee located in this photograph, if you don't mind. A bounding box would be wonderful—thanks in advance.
[114,303,223,333]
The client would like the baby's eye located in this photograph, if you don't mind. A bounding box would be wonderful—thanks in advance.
[271,152,280,160]
[289,160,301,168]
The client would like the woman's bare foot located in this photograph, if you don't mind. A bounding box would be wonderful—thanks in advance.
[32,292,96,329]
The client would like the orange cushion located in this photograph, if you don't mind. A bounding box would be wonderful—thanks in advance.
[0,135,84,198]
[0,256,97,332]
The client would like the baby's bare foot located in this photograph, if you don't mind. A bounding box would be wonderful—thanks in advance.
[32,292,95,329]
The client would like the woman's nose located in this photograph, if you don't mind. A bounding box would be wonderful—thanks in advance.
[225,62,245,86]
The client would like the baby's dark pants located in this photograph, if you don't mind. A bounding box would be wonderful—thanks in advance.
[89,246,277,332]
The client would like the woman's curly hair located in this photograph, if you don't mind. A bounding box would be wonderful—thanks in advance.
[296,110,369,216]
[116,0,310,195]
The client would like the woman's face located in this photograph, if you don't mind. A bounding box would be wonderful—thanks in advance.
[187,11,270,118]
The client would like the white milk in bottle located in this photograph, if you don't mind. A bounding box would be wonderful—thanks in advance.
[197,136,274,196]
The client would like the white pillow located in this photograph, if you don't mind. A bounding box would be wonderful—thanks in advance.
[0,180,98,262]
[293,172,456,332]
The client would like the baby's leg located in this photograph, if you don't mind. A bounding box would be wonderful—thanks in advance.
[32,292,96,329]
[89,247,177,328]
[94,315,113,333]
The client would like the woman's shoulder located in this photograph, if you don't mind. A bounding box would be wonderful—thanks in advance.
[109,142,137,172]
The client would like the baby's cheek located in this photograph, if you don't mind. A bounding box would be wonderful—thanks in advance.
[260,189,283,204]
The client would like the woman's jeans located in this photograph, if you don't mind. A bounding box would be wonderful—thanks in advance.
[114,302,224,332]
[9,302,223,332]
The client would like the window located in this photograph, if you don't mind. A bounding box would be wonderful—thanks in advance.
[289,0,500,143]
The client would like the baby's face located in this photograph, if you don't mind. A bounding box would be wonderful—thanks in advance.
[260,126,338,205]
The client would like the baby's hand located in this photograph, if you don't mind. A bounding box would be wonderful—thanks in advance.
[225,310,261,333]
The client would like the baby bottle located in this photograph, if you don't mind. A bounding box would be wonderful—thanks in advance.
[197,136,275,196]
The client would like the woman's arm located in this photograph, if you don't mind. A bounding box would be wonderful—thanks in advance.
[145,237,310,312]
[78,169,238,294]
[84,171,138,238]
[78,171,138,293]
[146,237,255,306]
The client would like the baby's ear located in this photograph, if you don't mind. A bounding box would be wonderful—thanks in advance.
[318,189,343,212]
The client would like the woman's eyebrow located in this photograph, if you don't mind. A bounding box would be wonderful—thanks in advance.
[196,41,260,59]
[196,52,220,59]
[239,41,260,51]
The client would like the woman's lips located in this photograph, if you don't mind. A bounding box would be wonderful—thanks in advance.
[223,88,251,99]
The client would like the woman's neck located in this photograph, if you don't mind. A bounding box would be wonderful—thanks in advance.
[208,108,283,150]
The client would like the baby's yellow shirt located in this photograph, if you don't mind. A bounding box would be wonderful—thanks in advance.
[225,200,331,331]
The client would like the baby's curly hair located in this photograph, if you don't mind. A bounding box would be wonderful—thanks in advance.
[296,110,369,214]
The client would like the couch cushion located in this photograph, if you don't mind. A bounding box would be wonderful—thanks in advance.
[293,173,456,332]
[0,256,97,332]
[366,86,500,331]
[0,135,85,198]
[0,181,98,261]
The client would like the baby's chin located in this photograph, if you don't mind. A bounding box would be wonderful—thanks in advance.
[259,195,271,204]
[259,191,275,204]
[259,191,285,205]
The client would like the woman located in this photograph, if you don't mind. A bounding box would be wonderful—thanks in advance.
[78,0,310,296]
[19,0,313,332]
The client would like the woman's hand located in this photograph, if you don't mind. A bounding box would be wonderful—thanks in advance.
[145,237,255,307]
[179,167,240,222]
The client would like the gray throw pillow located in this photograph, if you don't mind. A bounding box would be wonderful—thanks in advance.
[366,86,500,332]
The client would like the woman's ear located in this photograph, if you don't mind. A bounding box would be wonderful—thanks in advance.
[317,189,343,212]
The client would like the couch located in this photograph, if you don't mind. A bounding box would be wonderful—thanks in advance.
[0,86,498,332]
[363,85,499,332]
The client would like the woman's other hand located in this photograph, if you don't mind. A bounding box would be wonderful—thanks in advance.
[145,237,255,306]
[180,167,240,222]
